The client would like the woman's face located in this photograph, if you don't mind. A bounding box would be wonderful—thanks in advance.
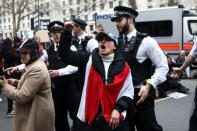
[98,37,116,56]
[20,52,30,64]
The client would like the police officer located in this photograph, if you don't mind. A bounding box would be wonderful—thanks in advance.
[69,19,98,90]
[72,18,98,53]
[111,6,169,131]
[47,21,80,131]
[172,35,197,131]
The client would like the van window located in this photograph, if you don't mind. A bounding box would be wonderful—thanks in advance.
[188,20,197,35]
[136,20,173,37]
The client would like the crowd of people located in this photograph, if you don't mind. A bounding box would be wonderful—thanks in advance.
[0,5,196,131]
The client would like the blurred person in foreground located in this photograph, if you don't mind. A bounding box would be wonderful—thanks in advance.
[58,22,136,131]
[172,35,197,131]
[1,38,21,117]
[0,35,3,102]
[0,39,55,131]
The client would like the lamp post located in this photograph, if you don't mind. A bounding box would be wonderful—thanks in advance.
[37,0,40,29]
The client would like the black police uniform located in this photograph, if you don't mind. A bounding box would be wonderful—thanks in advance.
[47,21,80,131]
[71,18,93,89]
[112,6,163,131]
[72,18,90,52]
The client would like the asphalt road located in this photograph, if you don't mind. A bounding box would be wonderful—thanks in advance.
[0,79,196,131]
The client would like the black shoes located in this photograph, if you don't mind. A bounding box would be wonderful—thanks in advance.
[177,85,189,93]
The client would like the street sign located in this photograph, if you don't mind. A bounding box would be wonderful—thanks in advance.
[33,10,39,32]
[0,26,3,36]
[40,19,50,30]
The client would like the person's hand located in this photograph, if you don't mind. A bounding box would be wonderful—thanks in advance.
[109,109,120,129]
[7,78,18,87]
[0,76,8,87]
[136,84,151,105]
[64,21,74,31]
[4,67,18,75]
[171,67,183,78]
[49,70,59,78]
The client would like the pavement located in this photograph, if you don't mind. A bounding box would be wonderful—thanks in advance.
[0,79,196,131]
[155,79,196,131]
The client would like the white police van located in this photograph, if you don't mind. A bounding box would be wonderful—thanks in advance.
[96,5,197,54]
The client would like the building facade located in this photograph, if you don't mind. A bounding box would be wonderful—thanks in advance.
[0,0,197,39]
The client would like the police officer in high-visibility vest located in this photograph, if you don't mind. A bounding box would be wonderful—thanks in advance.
[111,6,169,131]
[47,21,79,131]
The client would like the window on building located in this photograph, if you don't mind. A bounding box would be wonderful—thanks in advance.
[90,25,94,31]
[69,0,72,5]
[71,15,76,19]
[77,7,80,14]
[119,1,122,6]
[101,3,104,10]
[85,6,88,12]
[10,33,12,37]
[4,19,6,23]
[85,15,88,21]
[63,1,65,6]
[84,0,87,2]
[148,5,153,8]
[5,33,7,37]
[28,23,30,28]
[92,14,95,20]
[92,4,96,11]
[23,23,25,28]
[109,2,113,8]
[0,20,1,24]
[40,4,43,8]
[9,25,11,30]
[4,26,6,30]
[8,18,10,22]
[148,0,152,2]
[46,11,49,16]
[70,8,73,14]
[77,0,80,4]
[136,20,173,37]
[46,2,49,8]
[63,10,66,15]
[40,12,43,17]
[27,7,30,12]
[160,4,165,7]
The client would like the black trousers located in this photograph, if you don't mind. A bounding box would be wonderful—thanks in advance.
[129,89,163,131]
[189,86,197,131]
[75,116,130,131]
[0,68,3,95]
[52,81,81,131]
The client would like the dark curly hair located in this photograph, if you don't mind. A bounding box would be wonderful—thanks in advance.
[24,39,43,66]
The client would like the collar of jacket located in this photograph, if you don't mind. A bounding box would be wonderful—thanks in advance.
[24,58,42,72]
[91,48,125,84]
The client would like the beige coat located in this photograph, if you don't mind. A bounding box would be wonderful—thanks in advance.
[3,59,55,131]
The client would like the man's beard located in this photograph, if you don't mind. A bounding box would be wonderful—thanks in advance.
[119,21,129,35]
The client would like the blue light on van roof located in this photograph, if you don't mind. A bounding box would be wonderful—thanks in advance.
[178,5,184,8]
